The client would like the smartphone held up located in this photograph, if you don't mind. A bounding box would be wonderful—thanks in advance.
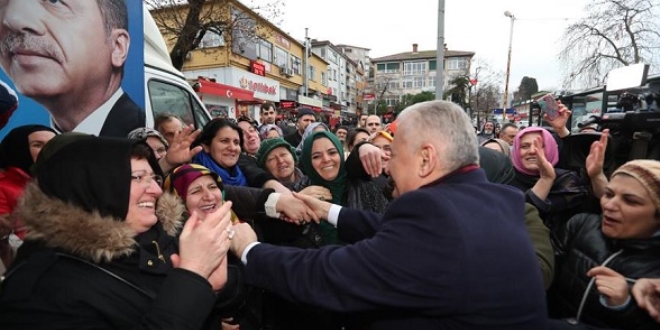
[538,93,560,121]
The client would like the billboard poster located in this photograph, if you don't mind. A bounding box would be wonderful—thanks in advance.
[0,0,145,140]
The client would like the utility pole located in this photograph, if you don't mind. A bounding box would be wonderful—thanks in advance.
[502,11,516,123]
[435,0,445,100]
[303,28,309,97]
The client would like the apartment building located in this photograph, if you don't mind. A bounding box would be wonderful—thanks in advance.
[311,40,366,116]
[336,44,371,111]
[371,43,475,107]
[152,0,329,121]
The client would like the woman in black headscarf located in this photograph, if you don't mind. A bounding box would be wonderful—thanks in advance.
[0,125,56,244]
[0,134,240,329]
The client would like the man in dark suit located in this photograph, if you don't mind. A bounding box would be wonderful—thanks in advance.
[0,0,144,138]
[230,100,548,329]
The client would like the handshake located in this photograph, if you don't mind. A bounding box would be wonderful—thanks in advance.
[273,186,334,226]
[229,187,334,259]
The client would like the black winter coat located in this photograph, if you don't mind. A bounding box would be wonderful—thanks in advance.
[0,183,242,330]
[548,213,660,329]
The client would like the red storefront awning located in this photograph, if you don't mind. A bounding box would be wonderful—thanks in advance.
[197,80,254,101]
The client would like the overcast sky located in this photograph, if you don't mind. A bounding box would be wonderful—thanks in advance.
[251,0,592,91]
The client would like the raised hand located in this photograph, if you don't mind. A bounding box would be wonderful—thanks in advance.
[587,266,630,307]
[176,202,233,281]
[358,143,386,178]
[161,124,203,172]
[533,136,556,181]
[543,100,572,138]
[632,278,660,322]
[586,129,609,179]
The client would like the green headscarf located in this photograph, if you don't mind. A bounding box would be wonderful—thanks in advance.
[301,131,347,204]
[301,131,347,245]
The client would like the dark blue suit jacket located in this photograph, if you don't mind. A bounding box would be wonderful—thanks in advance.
[244,169,548,330]
[99,93,145,138]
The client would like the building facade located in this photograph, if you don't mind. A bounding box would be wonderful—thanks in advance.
[311,40,366,117]
[153,0,330,123]
[371,43,475,107]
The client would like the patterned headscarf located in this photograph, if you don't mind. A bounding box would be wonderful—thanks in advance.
[163,164,238,223]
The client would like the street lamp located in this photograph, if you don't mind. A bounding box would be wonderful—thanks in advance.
[502,10,516,124]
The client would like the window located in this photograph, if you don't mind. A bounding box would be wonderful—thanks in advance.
[320,48,326,58]
[257,39,273,62]
[275,47,288,67]
[333,69,338,81]
[429,60,437,71]
[200,30,224,48]
[322,72,328,85]
[378,62,399,73]
[413,77,425,88]
[290,55,302,75]
[148,80,209,129]
[309,66,316,81]
[403,61,426,76]
[447,57,468,70]
[385,95,399,106]
[402,79,413,89]
[328,50,338,63]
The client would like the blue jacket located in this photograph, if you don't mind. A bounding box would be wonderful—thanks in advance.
[244,168,548,330]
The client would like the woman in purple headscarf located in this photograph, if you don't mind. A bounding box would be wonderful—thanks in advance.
[509,127,593,232]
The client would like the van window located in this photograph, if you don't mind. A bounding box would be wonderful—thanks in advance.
[148,80,209,129]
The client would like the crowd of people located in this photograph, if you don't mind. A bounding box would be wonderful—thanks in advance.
[0,99,660,330]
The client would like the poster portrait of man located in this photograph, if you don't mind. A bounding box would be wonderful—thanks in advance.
[0,0,145,138]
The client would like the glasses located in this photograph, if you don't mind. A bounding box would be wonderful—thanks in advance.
[131,173,163,187]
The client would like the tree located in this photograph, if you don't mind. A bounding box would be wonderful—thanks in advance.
[468,59,504,123]
[411,91,435,105]
[145,0,283,70]
[560,0,660,87]
[444,75,470,108]
[514,76,539,102]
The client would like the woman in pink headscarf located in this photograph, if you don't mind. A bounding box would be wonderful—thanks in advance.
[509,127,594,232]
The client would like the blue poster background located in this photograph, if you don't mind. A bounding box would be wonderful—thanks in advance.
[0,1,145,140]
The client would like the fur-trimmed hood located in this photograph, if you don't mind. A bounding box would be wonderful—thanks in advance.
[17,181,185,263]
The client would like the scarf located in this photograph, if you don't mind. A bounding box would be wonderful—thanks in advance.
[301,131,346,245]
[301,131,347,204]
[34,135,160,220]
[193,152,247,187]
[511,127,559,176]
[296,122,329,154]
[0,124,56,174]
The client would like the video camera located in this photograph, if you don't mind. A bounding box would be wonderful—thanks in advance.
[560,64,660,173]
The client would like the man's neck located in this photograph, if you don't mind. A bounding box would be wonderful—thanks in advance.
[41,76,122,132]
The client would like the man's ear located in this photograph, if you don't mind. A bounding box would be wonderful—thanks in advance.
[110,29,130,68]
[418,143,436,178]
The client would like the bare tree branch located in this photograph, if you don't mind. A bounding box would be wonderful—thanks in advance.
[560,0,660,88]
[146,0,283,70]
